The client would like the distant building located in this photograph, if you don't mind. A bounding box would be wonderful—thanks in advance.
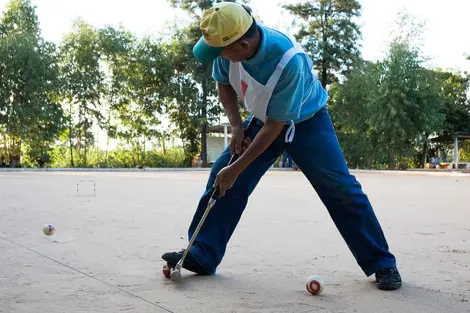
[207,124,231,164]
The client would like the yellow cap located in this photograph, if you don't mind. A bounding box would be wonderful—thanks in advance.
[193,2,253,63]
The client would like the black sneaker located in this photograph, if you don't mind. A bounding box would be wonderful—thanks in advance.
[162,249,211,275]
[375,267,402,290]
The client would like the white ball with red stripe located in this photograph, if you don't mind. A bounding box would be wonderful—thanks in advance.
[306,275,324,295]
[162,264,171,279]
[43,224,55,236]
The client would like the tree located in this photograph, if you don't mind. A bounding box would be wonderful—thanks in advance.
[99,27,150,166]
[424,69,470,166]
[167,0,246,166]
[100,28,172,167]
[373,40,444,169]
[283,0,362,88]
[332,43,446,169]
[329,60,384,168]
[57,20,177,168]
[0,0,64,167]
[435,70,470,136]
[330,10,452,169]
[163,24,209,166]
[58,20,105,167]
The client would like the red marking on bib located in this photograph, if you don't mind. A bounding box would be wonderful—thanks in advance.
[241,80,248,100]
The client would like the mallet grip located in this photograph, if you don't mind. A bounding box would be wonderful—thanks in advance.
[211,116,258,200]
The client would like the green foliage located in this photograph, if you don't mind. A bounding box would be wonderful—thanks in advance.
[329,60,383,168]
[0,0,39,34]
[283,0,362,87]
[98,27,172,163]
[58,20,105,167]
[434,70,470,136]
[1,1,468,170]
[332,40,445,169]
[164,0,244,166]
[162,24,206,166]
[329,11,470,170]
[460,140,470,162]
[374,40,444,168]
[50,145,186,168]
[0,0,65,167]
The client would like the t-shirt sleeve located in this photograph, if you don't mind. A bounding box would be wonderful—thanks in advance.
[266,54,309,122]
[212,57,231,85]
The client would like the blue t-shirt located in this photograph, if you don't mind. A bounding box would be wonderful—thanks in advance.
[212,24,328,124]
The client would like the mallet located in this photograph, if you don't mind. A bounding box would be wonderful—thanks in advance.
[170,116,258,282]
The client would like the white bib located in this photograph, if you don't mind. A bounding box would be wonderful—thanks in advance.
[228,40,313,143]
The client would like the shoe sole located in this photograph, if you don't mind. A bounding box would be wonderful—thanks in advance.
[376,282,402,290]
[162,254,211,275]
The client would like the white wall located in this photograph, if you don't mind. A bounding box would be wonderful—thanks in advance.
[207,135,230,163]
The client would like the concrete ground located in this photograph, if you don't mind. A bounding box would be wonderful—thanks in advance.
[0,170,469,313]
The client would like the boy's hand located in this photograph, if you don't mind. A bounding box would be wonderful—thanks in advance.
[214,118,285,197]
[230,126,252,155]
[214,164,239,197]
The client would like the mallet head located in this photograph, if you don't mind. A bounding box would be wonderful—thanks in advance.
[170,268,182,282]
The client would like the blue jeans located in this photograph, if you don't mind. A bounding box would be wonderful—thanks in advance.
[282,152,292,167]
[188,107,397,276]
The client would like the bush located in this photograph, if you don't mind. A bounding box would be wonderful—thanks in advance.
[48,144,187,168]
[459,140,470,162]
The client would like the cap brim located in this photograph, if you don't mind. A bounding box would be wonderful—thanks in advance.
[193,37,224,63]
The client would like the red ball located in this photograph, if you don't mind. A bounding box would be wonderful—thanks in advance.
[162,264,171,279]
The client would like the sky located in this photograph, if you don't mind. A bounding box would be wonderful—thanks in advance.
[1,0,469,73]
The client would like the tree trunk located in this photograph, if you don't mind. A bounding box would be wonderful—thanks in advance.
[201,80,208,167]
[105,135,109,161]
[320,7,328,88]
[420,136,428,168]
[388,148,396,170]
[8,138,21,168]
[0,133,6,167]
[69,105,75,167]
[142,137,146,167]
[161,137,166,155]
[366,156,373,169]
[321,57,328,88]
[84,120,88,168]
[78,106,82,166]
[201,120,207,167]
[183,143,192,167]
[69,130,74,167]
